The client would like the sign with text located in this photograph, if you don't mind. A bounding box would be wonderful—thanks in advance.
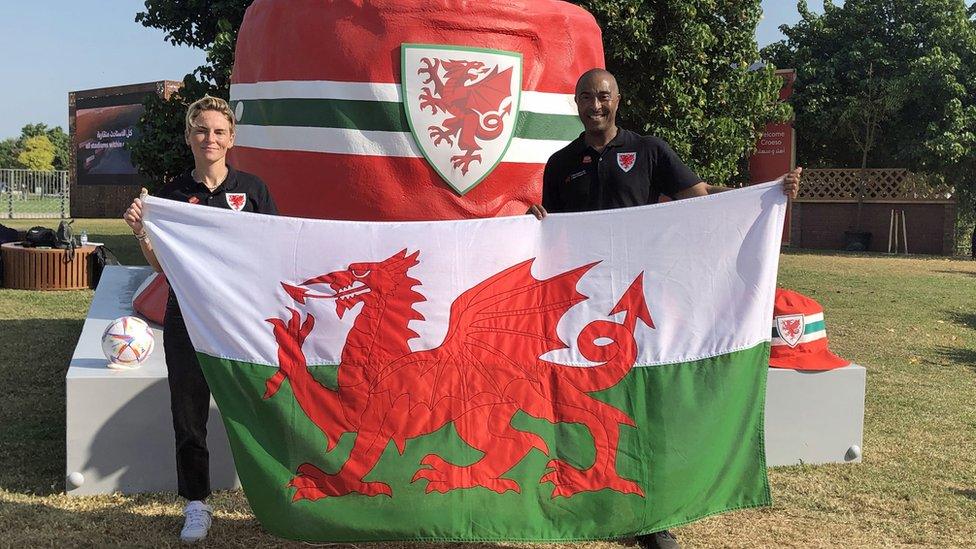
[749,69,796,243]
[74,92,149,186]
[749,122,794,182]
[749,69,796,184]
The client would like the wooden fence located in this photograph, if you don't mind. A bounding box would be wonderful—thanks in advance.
[796,169,955,203]
[791,169,957,255]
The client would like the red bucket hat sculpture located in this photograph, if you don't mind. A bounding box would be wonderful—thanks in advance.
[770,289,850,371]
[228,0,604,221]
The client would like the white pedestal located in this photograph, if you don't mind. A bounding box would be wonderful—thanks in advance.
[66,267,866,494]
[65,266,239,495]
[764,365,866,466]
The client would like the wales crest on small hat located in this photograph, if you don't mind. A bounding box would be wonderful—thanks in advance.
[770,288,849,370]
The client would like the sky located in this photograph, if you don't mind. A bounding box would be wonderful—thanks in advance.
[0,0,824,139]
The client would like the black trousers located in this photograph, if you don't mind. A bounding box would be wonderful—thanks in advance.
[164,296,211,501]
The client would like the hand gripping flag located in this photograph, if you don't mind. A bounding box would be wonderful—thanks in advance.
[142,180,787,542]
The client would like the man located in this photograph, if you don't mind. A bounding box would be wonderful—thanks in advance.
[527,69,800,549]
[528,68,800,220]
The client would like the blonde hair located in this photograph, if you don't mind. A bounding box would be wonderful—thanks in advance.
[184,95,236,136]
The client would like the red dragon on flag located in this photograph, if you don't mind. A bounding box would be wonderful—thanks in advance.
[267,250,653,501]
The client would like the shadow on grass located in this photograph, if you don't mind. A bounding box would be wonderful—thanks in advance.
[944,311,976,331]
[953,488,976,501]
[933,270,976,278]
[934,346,976,373]
[782,248,895,260]
[781,248,964,261]
[0,318,80,494]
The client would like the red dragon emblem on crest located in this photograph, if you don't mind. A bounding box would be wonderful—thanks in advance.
[776,314,805,348]
[225,193,246,211]
[266,250,654,500]
[781,318,802,339]
[617,152,636,172]
[416,58,514,175]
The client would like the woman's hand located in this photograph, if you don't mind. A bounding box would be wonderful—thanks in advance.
[123,188,148,235]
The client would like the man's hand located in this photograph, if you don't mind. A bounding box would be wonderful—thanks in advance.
[527,204,547,220]
[783,167,802,199]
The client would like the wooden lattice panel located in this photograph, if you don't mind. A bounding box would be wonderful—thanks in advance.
[798,169,955,203]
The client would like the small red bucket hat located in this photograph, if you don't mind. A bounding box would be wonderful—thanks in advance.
[770,288,850,370]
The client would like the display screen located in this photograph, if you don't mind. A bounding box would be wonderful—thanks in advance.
[75,92,150,186]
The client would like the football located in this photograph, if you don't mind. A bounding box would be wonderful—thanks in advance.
[101,316,155,369]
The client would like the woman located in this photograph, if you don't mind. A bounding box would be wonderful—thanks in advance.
[123,96,277,543]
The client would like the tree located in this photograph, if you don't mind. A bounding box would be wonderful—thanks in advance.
[128,74,218,188]
[129,2,249,189]
[841,62,902,230]
[17,135,56,171]
[762,0,976,194]
[135,2,245,91]
[0,138,19,169]
[46,127,70,171]
[18,124,70,171]
[131,0,787,187]
[571,0,791,183]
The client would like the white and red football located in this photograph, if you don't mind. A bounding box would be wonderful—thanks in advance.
[101,316,155,369]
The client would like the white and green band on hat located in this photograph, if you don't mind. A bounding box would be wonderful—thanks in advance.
[771,312,827,347]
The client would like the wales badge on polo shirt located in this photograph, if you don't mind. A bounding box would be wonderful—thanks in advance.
[401,43,522,195]
[226,193,246,211]
[617,152,636,172]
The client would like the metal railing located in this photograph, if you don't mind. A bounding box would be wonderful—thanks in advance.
[0,169,69,219]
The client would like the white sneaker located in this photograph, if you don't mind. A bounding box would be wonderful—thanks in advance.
[180,500,213,543]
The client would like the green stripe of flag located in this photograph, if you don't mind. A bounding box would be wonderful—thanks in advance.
[231,98,582,141]
[199,342,770,542]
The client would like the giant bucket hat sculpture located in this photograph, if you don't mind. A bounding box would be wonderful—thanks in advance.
[770,288,850,370]
[228,0,604,221]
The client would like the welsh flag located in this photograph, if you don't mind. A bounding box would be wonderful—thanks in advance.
[142,181,786,542]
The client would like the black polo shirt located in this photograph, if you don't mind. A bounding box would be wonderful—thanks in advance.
[542,128,701,213]
[154,164,278,215]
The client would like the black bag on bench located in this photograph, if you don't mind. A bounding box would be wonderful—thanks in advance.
[24,226,57,248]
[89,245,120,289]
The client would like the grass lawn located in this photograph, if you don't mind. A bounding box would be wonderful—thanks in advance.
[1,219,974,547]
[1,196,68,219]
